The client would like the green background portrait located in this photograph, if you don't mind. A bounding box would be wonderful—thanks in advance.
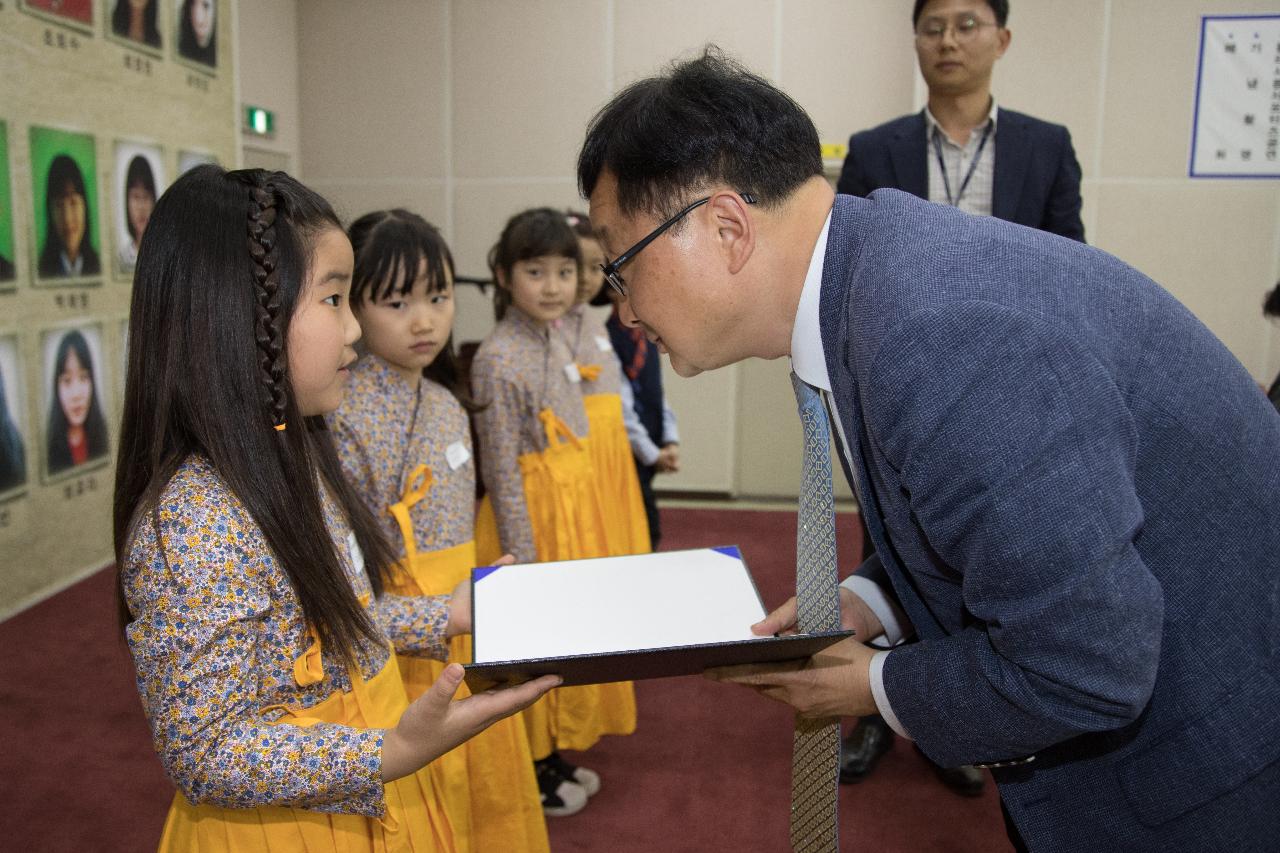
[0,122,14,269]
[28,126,100,271]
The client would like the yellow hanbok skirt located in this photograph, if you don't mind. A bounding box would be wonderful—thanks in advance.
[157,629,456,852]
[385,465,549,853]
[474,409,636,758]
[583,391,651,556]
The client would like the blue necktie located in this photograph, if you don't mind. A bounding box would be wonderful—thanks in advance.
[789,372,842,852]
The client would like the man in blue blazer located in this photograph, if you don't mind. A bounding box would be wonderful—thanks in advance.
[837,0,1084,794]
[579,49,1280,852]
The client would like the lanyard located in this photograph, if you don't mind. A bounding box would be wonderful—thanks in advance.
[932,120,993,208]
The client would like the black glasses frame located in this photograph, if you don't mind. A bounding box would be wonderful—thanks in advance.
[599,192,757,298]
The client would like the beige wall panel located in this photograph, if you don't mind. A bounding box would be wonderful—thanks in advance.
[238,0,300,172]
[614,0,776,88]
[298,0,448,181]
[1080,179,1101,244]
[451,180,585,281]
[451,1,609,179]
[309,180,449,232]
[734,356,854,500]
[657,361,740,493]
[994,0,1106,178]
[780,0,917,146]
[1093,182,1280,376]
[1101,0,1279,178]
[453,284,499,349]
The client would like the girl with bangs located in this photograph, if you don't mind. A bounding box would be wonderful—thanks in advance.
[114,167,555,852]
[330,209,549,852]
[471,208,636,818]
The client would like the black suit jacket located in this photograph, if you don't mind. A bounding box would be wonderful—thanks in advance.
[836,108,1085,242]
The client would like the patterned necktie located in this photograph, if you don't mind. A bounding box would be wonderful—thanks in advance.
[789,371,842,852]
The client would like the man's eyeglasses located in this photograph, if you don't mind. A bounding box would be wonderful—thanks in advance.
[599,193,757,298]
[915,13,999,42]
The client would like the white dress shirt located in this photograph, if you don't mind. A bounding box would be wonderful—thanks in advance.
[789,209,914,739]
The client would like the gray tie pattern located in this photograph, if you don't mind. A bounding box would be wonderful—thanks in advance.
[789,372,842,852]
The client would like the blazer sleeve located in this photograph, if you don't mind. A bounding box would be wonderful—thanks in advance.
[862,301,1162,767]
[1042,125,1086,242]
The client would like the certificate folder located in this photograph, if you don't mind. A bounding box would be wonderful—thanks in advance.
[464,545,853,690]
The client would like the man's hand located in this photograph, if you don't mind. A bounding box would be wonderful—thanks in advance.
[752,586,884,642]
[706,637,879,718]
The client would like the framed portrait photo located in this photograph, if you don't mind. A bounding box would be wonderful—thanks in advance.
[29,126,103,288]
[40,323,111,484]
[112,141,165,278]
[106,0,164,54]
[174,0,216,73]
[0,335,30,501]
[19,0,95,34]
[0,122,16,289]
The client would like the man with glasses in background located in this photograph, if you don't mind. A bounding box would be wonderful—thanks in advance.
[835,0,1085,797]
[839,0,1084,241]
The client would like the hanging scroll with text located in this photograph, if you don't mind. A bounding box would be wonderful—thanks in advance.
[1190,14,1280,178]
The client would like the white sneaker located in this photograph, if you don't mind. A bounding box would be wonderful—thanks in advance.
[547,752,602,797]
[536,760,589,817]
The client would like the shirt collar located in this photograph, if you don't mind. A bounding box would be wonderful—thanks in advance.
[789,209,833,392]
[924,97,999,141]
[60,251,83,276]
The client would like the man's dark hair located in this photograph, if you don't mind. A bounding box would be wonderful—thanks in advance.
[912,0,1009,28]
[577,47,822,220]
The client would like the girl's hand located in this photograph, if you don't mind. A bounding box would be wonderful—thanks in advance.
[381,664,560,781]
[446,553,517,638]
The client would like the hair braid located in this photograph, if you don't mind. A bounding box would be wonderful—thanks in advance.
[246,183,288,429]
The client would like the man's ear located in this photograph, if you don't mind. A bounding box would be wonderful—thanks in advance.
[996,27,1012,57]
[709,191,756,275]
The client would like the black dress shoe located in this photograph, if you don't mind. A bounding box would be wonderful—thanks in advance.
[839,716,893,783]
[931,762,987,797]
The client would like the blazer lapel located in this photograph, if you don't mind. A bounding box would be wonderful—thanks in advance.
[992,109,1030,223]
[889,111,929,200]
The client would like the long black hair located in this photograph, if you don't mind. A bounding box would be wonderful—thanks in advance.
[46,329,110,475]
[114,165,399,667]
[178,0,216,66]
[124,155,157,244]
[0,360,26,491]
[347,208,480,411]
[112,0,161,47]
[486,207,581,321]
[39,154,100,277]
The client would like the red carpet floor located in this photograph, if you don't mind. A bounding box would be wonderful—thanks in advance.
[0,507,1012,852]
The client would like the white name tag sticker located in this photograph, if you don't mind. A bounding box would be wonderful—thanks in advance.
[595,335,613,352]
[564,363,582,383]
[446,441,471,471]
[346,532,366,574]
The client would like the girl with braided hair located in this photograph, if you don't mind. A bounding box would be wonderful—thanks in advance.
[113,165,556,851]
[330,208,550,852]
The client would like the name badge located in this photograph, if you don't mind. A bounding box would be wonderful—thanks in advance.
[564,363,582,383]
[595,335,613,353]
[446,441,471,471]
